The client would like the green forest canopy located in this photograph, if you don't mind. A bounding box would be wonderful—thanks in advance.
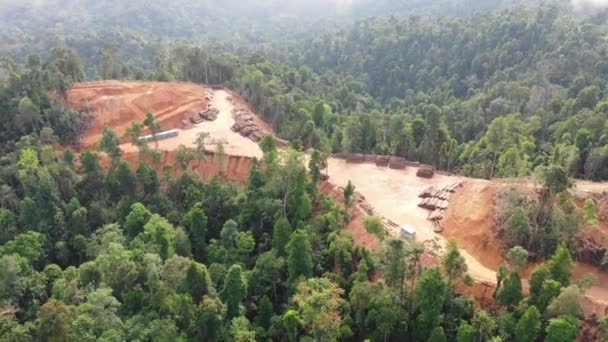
[3,2,608,180]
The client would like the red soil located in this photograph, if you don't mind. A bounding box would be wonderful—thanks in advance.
[442,181,505,271]
[67,81,208,148]
[120,150,254,184]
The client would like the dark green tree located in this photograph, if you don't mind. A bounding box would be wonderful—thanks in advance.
[287,230,313,284]
[415,267,447,340]
[256,295,273,330]
[182,203,208,260]
[220,264,247,319]
[514,305,541,342]
[548,243,574,286]
[496,272,523,307]
[272,217,292,256]
[545,315,580,342]
[184,261,215,304]
[98,127,123,165]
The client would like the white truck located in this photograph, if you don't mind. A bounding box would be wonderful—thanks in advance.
[400,225,416,239]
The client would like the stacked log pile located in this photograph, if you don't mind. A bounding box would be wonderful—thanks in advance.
[416,164,435,178]
[359,202,374,215]
[388,157,407,170]
[442,182,463,192]
[418,198,449,210]
[332,153,424,170]
[364,155,378,163]
[190,108,220,123]
[346,154,365,164]
[375,155,390,167]
[230,107,267,142]
[417,182,463,232]
[418,186,435,198]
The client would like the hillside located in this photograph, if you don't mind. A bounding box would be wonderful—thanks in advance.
[65,79,608,313]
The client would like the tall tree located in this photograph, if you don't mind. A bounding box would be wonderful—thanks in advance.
[143,112,162,150]
[442,239,470,285]
[292,277,345,342]
[272,217,292,256]
[343,180,355,207]
[98,127,123,165]
[415,267,447,340]
[176,144,195,171]
[220,265,247,319]
[547,243,574,286]
[185,261,215,304]
[182,203,208,261]
[514,305,541,342]
[287,230,313,284]
[364,215,385,240]
[194,131,210,169]
[496,272,523,307]
[545,315,580,342]
[255,295,273,330]
[308,149,327,185]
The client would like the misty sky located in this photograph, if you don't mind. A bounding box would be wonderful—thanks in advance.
[572,0,608,5]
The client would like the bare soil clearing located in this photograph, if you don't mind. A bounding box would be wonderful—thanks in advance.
[324,158,497,283]
[68,81,265,158]
[324,157,608,309]
[442,181,504,271]
[67,80,608,310]
[68,81,208,148]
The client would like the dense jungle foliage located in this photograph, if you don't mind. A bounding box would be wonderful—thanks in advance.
[4,3,608,180]
[0,128,593,340]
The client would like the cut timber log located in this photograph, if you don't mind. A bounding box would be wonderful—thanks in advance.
[442,182,462,193]
[364,154,378,163]
[231,123,243,132]
[416,165,435,178]
[249,130,265,142]
[359,202,374,215]
[388,157,407,170]
[346,154,365,164]
[385,219,399,228]
[375,155,390,167]
[429,209,444,221]
[419,186,435,198]
[240,126,254,137]
[436,190,450,200]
